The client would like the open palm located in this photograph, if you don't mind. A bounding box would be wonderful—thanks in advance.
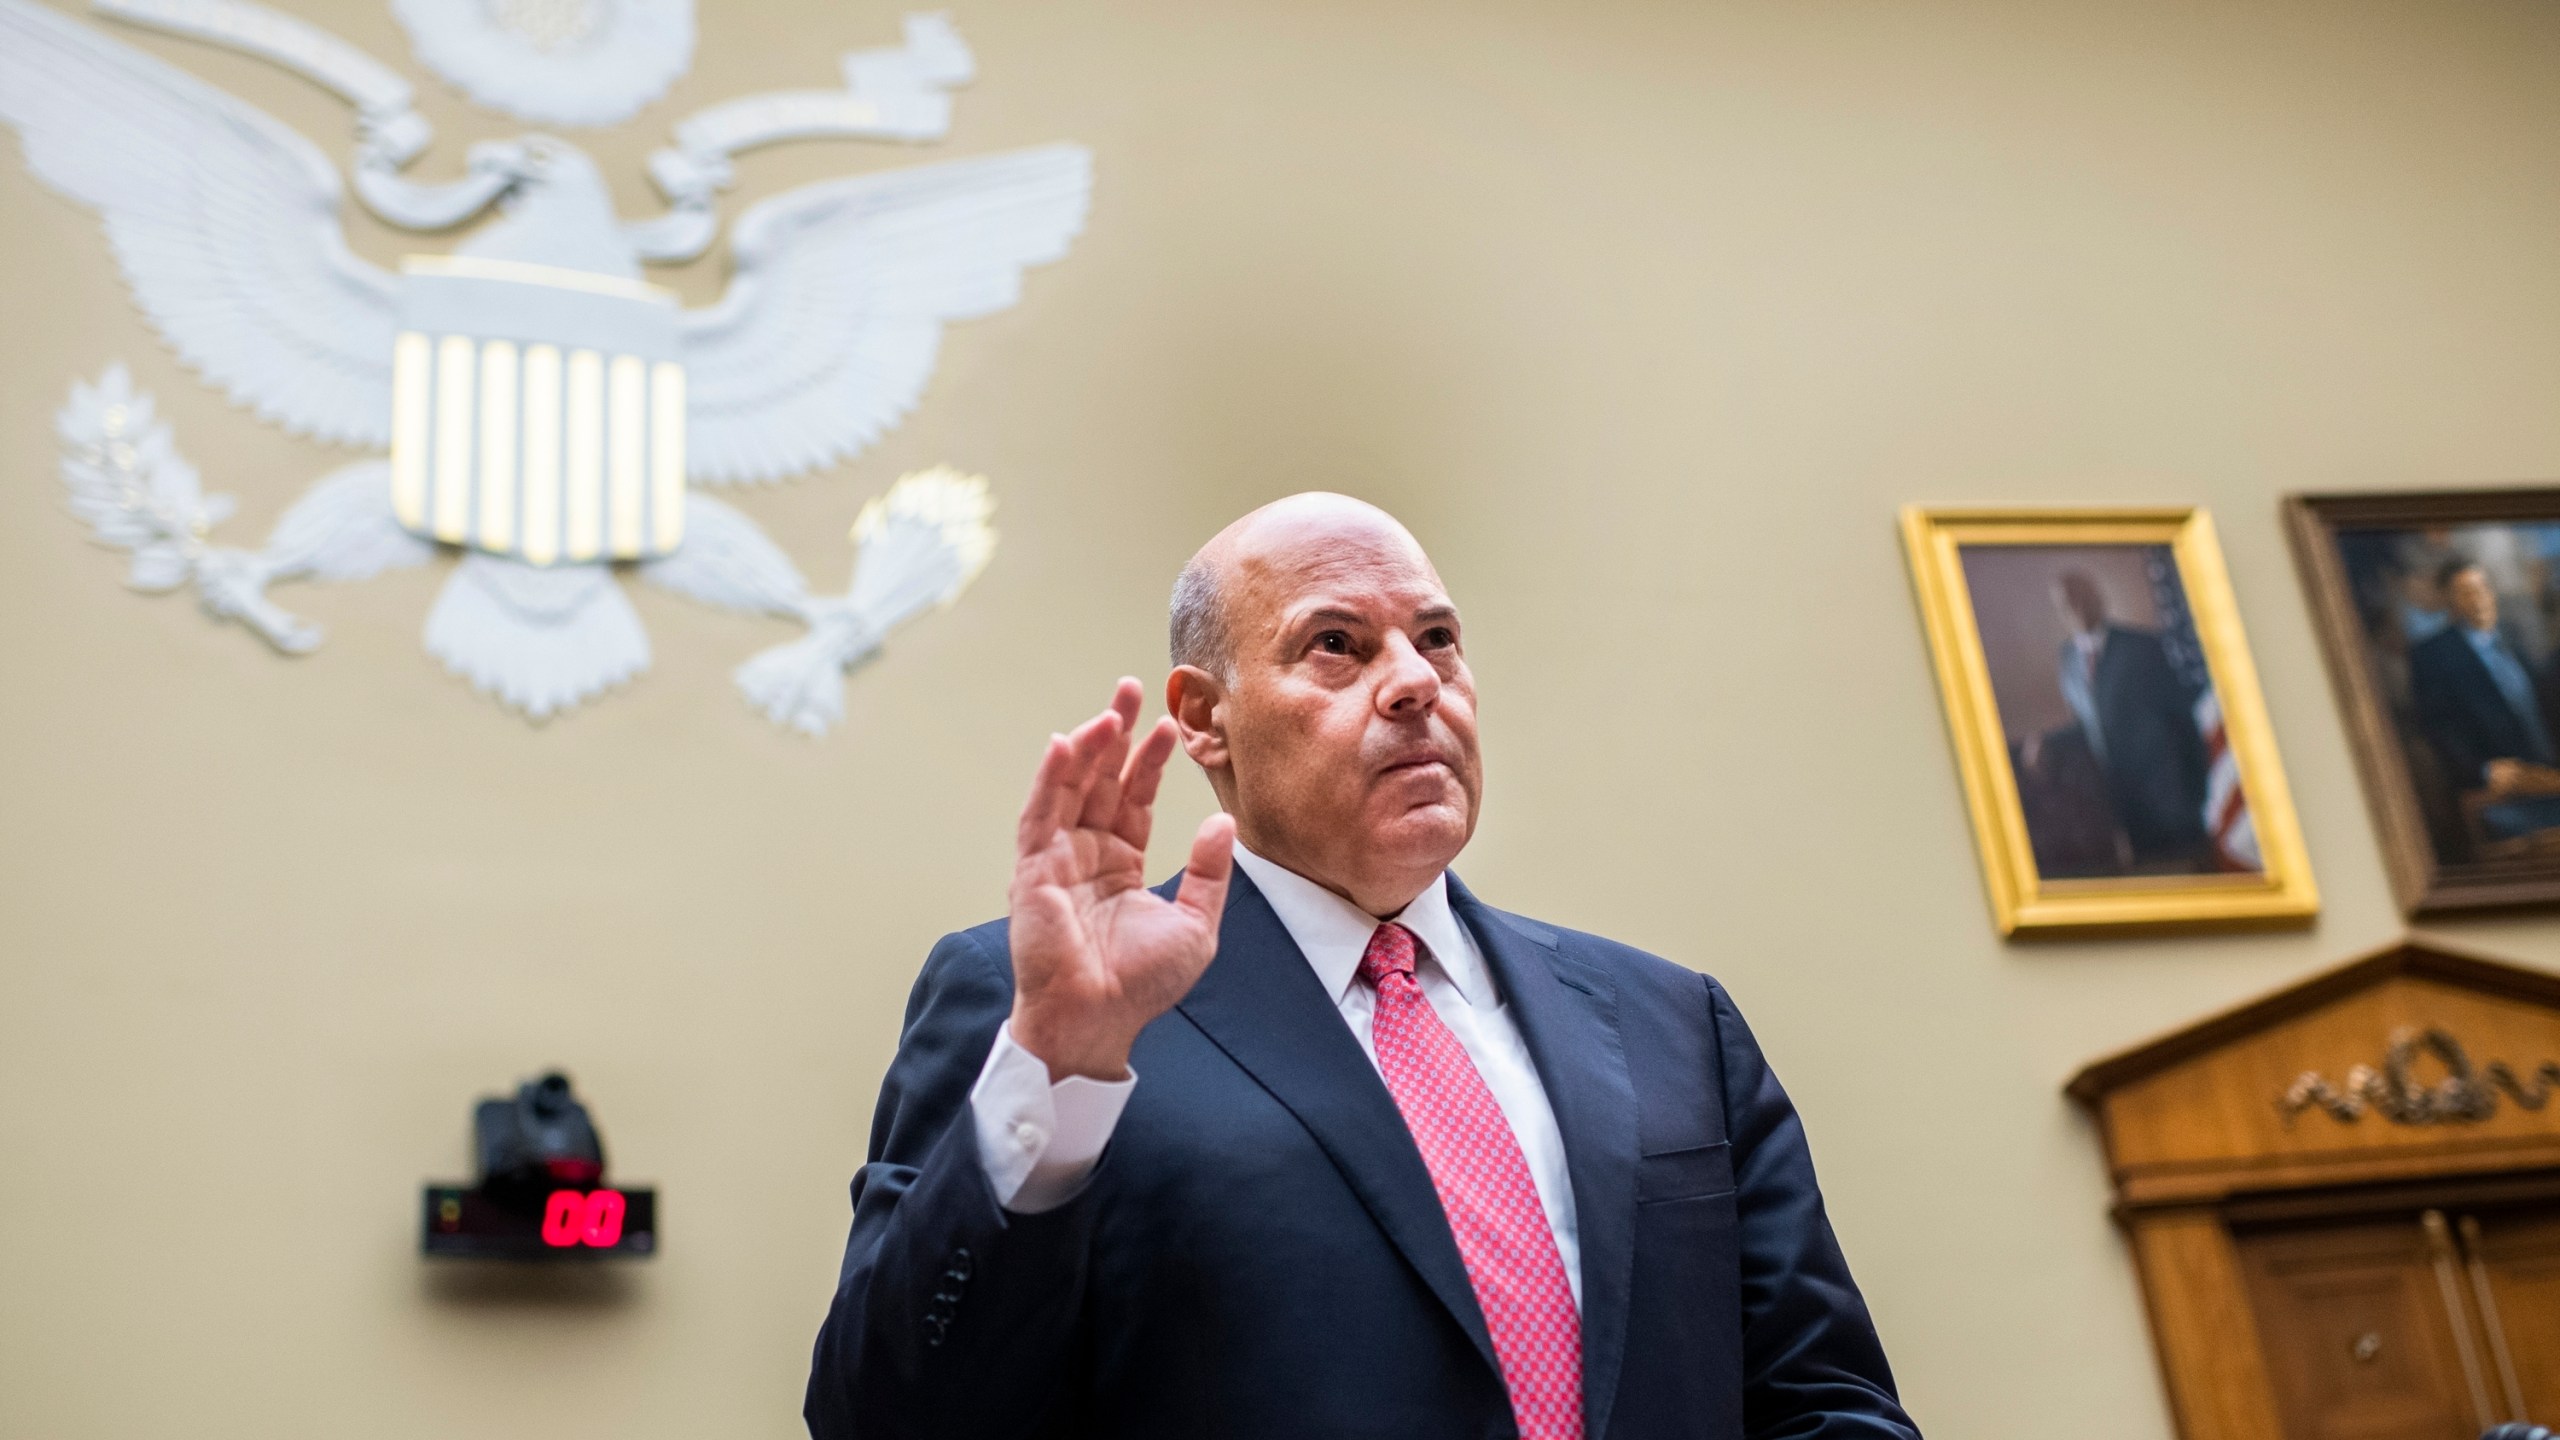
[1008,678,1235,1081]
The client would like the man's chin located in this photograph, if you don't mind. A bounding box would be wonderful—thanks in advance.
[1368,802,1474,873]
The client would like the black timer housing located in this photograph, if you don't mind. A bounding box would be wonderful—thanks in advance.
[423,1069,655,1261]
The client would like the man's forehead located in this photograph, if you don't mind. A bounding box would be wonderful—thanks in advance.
[1228,526,1446,619]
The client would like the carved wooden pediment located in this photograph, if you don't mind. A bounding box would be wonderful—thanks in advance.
[2070,937,2560,1209]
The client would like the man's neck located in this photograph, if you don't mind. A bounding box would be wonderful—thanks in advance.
[1227,830,1437,920]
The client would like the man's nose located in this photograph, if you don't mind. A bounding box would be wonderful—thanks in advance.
[1375,632,1441,717]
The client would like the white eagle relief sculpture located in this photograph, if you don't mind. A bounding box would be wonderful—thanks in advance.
[1,0,1084,731]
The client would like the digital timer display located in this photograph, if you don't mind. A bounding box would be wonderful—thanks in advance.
[542,1187,627,1247]
[422,1185,657,1260]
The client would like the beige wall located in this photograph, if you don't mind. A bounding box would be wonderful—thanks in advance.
[9,0,2560,1434]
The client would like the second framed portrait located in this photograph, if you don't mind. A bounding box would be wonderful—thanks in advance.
[2287,488,2560,915]
[1903,506,2317,935]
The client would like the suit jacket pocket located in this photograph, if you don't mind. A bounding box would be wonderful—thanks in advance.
[1635,1141,1734,1204]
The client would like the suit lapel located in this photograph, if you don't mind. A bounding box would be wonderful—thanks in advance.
[1169,869,1502,1377]
[1450,876,1639,1440]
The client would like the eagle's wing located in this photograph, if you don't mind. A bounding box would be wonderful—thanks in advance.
[0,0,398,448]
[638,492,812,616]
[678,143,1091,485]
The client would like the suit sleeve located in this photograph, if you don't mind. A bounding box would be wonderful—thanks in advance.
[1708,977,1921,1440]
[805,929,1098,1440]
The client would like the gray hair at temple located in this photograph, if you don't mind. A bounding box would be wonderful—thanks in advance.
[1168,555,1231,682]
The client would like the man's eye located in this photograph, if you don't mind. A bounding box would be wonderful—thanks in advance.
[1421,627,1456,648]
[1314,631,1352,655]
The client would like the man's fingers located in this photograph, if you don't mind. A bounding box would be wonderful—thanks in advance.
[1172,811,1237,928]
[1076,707,1137,831]
[1122,717,1178,807]
[1059,704,1125,808]
[1023,681,1149,854]
[1027,700,1122,855]
[1108,676,1143,734]
[1016,733,1074,855]
[1054,715,1115,832]
[1069,679,1147,831]
[1111,718,1179,849]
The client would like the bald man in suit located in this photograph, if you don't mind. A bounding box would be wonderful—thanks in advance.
[807,494,1916,1440]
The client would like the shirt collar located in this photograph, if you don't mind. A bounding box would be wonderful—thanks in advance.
[1229,840,1490,1009]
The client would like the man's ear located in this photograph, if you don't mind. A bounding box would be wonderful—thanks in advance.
[1166,666,1229,771]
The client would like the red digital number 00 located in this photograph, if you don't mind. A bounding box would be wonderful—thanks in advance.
[541,1189,627,1248]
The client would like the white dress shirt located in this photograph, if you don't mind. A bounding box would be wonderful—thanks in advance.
[969,842,1584,1307]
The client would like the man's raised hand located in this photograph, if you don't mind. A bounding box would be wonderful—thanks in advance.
[1008,678,1237,1082]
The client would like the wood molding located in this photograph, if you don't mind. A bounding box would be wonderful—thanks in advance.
[2128,1209,2285,1440]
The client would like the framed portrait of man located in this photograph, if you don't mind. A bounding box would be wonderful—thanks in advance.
[1903,506,2318,935]
[2286,488,2560,915]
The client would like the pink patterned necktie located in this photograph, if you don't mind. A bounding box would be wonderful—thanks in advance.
[1358,922,1584,1440]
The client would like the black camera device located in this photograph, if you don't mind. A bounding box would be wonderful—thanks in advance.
[475,1071,606,1200]
[422,1070,655,1260]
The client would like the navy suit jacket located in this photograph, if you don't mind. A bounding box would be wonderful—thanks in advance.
[2410,624,2554,788]
[2063,625,2209,858]
[806,869,1916,1440]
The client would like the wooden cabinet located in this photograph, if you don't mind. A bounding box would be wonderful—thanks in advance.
[2070,939,2560,1440]
[2230,1205,2556,1440]
[2233,1213,2478,1440]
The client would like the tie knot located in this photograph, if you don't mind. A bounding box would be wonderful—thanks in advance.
[1358,923,1420,988]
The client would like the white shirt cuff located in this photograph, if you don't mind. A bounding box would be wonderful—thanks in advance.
[968,1021,1136,1214]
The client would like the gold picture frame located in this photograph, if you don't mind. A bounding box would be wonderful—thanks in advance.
[1901,506,2317,935]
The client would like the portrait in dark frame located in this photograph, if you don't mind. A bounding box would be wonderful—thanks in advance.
[2289,490,2560,915]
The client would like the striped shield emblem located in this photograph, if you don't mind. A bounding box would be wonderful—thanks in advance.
[390,256,686,565]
